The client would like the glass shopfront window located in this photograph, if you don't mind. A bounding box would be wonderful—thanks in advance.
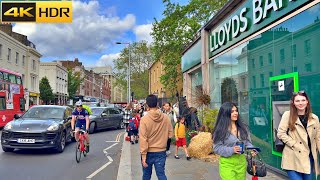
[209,3,320,169]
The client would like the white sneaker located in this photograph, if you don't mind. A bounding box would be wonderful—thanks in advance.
[166,150,171,156]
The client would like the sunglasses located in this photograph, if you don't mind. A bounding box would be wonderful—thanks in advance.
[76,105,82,107]
[292,90,305,95]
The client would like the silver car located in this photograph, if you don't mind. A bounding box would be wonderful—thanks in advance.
[88,107,124,133]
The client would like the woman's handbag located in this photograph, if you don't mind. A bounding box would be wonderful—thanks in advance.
[246,152,267,177]
[275,136,285,152]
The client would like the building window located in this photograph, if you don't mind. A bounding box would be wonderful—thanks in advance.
[22,55,25,66]
[305,63,312,72]
[252,76,256,88]
[281,69,285,74]
[292,44,297,59]
[259,56,263,67]
[260,74,265,88]
[304,39,311,56]
[32,59,36,71]
[269,72,273,78]
[7,48,11,62]
[280,49,285,63]
[268,53,272,64]
[252,59,255,68]
[31,76,36,91]
[293,66,297,72]
[16,52,19,64]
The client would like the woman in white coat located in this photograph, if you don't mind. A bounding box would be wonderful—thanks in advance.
[277,91,320,179]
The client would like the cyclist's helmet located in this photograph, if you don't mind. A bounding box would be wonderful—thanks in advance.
[75,100,83,106]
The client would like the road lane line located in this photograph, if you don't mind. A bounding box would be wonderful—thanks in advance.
[103,143,118,154]
[107,155,113,162]
[87,143,119,179]
[116,132,125,142]
[86,161,112,180]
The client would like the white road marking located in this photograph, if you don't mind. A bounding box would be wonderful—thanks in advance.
[86,160,112,180]
[86,141,119,179]
[103,143,118,154]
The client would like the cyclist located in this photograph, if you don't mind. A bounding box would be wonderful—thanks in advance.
[71,100,90,152]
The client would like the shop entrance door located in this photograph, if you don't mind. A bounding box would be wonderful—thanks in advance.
[269,72,299,157]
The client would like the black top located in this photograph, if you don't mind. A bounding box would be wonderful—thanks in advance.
[298,115,311,153]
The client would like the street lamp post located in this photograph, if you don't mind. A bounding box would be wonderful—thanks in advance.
[116,42,131,104]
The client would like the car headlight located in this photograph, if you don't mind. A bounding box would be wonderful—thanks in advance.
[47,124,59,131]
[3,122,12,130]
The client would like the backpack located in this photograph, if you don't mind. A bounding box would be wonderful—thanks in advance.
[129,118,137,130]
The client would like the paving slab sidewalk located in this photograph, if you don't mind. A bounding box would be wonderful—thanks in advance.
[117,137,288,180]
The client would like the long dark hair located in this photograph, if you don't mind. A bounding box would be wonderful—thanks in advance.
[289,91,312,131]
[213,102,249,143]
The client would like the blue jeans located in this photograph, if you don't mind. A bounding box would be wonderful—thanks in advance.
[142,151,167,180]
[287,155,314,180]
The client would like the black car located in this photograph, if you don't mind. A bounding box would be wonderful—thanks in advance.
[1,105,74,153]
[89,107,124,133]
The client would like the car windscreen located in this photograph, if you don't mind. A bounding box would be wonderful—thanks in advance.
[23,107,64,119]
[91,108,104,116]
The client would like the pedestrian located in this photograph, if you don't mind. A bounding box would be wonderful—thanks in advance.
[123,103,133,137]
[213,102,256,180]
[139,94,173,180]
[277,91,320,179]
[162,102,177,156]
[128,110,139,144]
[174,116,191,160]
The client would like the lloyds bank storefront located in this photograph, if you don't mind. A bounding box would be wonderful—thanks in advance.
[182,0,320,175]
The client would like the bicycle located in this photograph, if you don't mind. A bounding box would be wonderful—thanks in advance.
[73,129,88,163]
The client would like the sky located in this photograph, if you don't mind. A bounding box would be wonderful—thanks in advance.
[12,0,189,68]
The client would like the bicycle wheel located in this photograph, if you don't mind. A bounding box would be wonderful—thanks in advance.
[75,141,82,163]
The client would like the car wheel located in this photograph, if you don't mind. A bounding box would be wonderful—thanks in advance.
[56,132,66,153]
[2,146,14,152]
[89,122,96,134]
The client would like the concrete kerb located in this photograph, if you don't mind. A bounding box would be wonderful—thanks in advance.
[117,135,132,180]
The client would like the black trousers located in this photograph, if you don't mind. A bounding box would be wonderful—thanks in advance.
[166,138,171,151]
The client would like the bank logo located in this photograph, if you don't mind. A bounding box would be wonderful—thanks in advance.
[1,1,72,23]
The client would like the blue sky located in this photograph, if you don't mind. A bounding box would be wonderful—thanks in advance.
[13,0,189,68]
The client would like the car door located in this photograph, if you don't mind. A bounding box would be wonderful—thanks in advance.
[113,109,122,127]
[109,108,119,128]
[64,107,73,141]
[102,108,111,128]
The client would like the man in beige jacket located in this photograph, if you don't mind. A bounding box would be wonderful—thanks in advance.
[139,94,173,180]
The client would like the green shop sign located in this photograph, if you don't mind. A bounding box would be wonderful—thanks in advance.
[209,0,313,58]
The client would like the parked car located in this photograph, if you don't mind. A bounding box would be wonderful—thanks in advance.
[1,105,74,153]
[89,107,124,133]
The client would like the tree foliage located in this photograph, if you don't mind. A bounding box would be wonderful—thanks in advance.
[68,69,82,100]
[151,0,227,94]
[39,76,54,104]
[221,77,238,104]
[113,41,154,100]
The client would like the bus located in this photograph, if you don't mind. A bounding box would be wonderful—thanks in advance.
[0,67,25,127]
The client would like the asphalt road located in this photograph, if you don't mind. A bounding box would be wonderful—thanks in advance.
[0,128,125,180]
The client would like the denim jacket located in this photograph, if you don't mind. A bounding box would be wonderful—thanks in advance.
[213,132,253,157]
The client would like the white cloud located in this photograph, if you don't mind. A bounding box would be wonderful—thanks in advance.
[96,53,120,67]
[134,24,153,43]
[12,1,136,57]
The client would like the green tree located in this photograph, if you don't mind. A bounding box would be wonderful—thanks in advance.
[221,77,238,104]
[68,69,82,100]
[39,76,54,105]
[113,41,154,100]
[151,0,227,94]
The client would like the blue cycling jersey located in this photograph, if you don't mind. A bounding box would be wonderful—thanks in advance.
[72,108,89,123]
